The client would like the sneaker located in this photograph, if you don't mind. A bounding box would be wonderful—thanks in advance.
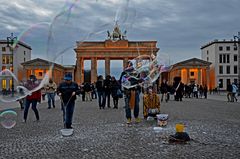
[126,118,132,124]
[22,119,26,123]
[135,117,141,123]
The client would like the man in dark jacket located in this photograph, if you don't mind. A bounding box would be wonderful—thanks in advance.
[57,74,81,129]
[96,75,105,109]
[104,75,112,108]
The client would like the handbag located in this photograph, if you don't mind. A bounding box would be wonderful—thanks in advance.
[117,89,123,98]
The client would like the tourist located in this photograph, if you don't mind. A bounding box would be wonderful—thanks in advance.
[143,88,160,119]
[44,78,57,109]
[23,75,41,122]
[203,85,208,99]
[110,76,121,109]
[104,75,112,108]
[96,75,105,109]
[232,82,238,102]
[120,61,141,124]
[57,74,81,129]
[226,81,233,102]
[160,79,169,102]
[84,82,92,101]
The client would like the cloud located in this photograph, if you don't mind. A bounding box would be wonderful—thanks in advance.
[0,0,240,65]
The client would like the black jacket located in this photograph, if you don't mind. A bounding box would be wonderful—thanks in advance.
[57,82,81,103]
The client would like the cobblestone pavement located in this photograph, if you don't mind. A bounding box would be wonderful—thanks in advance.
[0,95,240,159]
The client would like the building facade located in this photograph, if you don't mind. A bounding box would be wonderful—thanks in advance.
[21,58,75,86]
[161,58,211,87]
[201,40,238,90]
[0,40,31,91]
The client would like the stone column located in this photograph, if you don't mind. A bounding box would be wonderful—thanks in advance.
[187,68,190,84]
[206,67,210,89]
[31,69,35,76]
[198,68,201,85]
[105,57,110,77]
[76,57,84,84]
[91,57,97,83]
[123,57,128,70]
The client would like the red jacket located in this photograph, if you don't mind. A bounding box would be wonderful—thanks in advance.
[25,80,42,101]
[26,90,41,101]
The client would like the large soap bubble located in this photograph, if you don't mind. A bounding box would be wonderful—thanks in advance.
[121,53,171,89]
[0,110,17,129]
[0,0,136,105]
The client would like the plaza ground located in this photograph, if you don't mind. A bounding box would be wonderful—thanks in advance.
[0,94,240,159]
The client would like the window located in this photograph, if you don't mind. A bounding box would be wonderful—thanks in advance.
[24,58,25,62]
[223,54,226,63]
[207,57,209,61]
[219,46,223,51]
[219,54,222,63]
[234,55,238,61]
[234,66,238,74]
[219,79,223,88]
[2,47,6,52]
[226,66,230,74]
[219,66,223,74]
[190,72,194,76]
[38,72,43,77]
[2,55,13,64]
[24,51,26,55]
[227,54,230,63]
[226,46,230,51]
[227,79,231,86]
[2,55,6,64]
[207,50,209,55]
[2,80,7,89]
[234,46,238,51]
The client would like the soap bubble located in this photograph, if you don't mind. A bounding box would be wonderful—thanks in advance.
[0,0,136,105]
[0,110,17,129]
[121,53,171,89]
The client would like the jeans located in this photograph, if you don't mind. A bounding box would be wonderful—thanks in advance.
[125,90,140,119]
[97,91,105,108]
[24,99,39,121]
[61,101,75,128]
[105,91,111,107]
[47,93,55,108]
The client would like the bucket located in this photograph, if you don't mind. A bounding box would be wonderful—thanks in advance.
[175,124,184,133]
[157,114,168,127]
[60,129,74,137]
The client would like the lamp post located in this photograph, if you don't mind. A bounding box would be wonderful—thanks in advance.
[7,33,17,97]
[233,32,240,95]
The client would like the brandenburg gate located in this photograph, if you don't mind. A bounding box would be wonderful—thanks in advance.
[74,24,159,84]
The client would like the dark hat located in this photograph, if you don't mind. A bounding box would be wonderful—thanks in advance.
[64,74,72,80]
[29,75,36,80]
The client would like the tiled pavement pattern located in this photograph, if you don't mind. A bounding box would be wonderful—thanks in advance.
[0,95,240,159]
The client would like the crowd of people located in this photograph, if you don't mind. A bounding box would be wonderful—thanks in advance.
[16,65,239,126]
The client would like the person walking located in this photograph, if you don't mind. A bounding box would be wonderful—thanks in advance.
[104,75,112,108]
[44,78,57,109]
[232,82,238,102]
[23,75,41,122]
[160,79,169,102]
[226,81,233,102]
[57,74,81,129]
[110,76,121,109]
[96,75,105,109]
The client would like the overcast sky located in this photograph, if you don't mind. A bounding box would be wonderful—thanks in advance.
[1,0,240,67]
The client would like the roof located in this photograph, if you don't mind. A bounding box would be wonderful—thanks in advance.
[0,40,32,50]
[21,58,64,69]
[172,58,211,68]
[201,39,235,49]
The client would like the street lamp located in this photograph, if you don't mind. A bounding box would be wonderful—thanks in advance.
[7,33,17,97]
